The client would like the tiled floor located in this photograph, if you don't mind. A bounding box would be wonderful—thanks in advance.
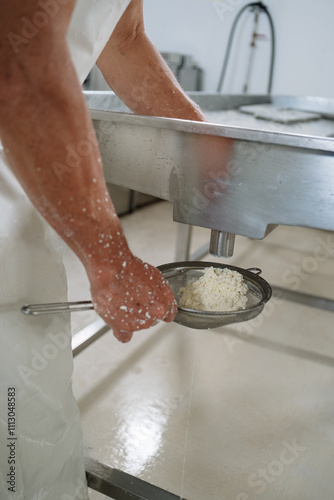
[65,200,334,500]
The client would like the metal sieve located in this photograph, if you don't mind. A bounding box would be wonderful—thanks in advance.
[21,262,271,330]
[157,261,272,330]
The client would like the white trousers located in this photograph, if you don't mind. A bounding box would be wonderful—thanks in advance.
[0,148,88,499]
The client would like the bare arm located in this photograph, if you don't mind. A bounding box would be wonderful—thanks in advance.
[0,1,177,343]
[97,0,206,121]
[97,0,233,215]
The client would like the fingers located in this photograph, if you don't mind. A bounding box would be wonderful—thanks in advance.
[113,329,133,344]
[90,258,178,343]
[162,299,178,322]
[111,300,177,344]
[152,269,178,322]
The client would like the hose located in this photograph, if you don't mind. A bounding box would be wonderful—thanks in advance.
[216,2,276,94]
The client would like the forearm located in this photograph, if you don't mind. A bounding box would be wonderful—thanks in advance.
[0,31,126,276]
[0,2,178,341]
[98,22,205,121]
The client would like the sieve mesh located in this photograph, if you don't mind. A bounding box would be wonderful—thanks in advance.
[158,262,272,329]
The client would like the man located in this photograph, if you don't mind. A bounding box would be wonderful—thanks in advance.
[0,0,206,497]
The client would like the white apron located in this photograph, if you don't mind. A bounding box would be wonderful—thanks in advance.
[0,1,130,498]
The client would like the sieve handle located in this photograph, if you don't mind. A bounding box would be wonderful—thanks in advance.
[21,301,94,315]
[247,268,262,275]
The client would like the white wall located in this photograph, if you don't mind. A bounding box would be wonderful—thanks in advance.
[143,0,334,98]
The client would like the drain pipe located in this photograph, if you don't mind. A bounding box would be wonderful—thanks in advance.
[209,230,235,258]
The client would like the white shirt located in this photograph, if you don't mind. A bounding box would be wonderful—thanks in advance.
[67,0,131,84]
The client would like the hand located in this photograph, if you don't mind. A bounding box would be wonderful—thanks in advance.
[89,250,177,343]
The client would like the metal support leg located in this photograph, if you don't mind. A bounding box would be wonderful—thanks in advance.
[72,318,110,357]
[272,286,334,313]
[175,223,210,262]
[175,223,192,261]
[85,456,187,500]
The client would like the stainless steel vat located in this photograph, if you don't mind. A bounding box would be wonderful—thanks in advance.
[86,92,334,240]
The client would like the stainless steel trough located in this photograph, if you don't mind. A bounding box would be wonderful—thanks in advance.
[85,92,334,245]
